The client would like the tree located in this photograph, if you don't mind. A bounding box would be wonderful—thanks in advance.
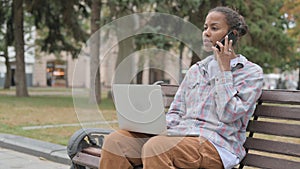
[0,0,13,89]
[90,0,101,103]
[280,0,300,89]
[106,0,138,84]
[154,0,214,66]
[13,0,28,97]
[25,0,90,58]
[185,0,295,71]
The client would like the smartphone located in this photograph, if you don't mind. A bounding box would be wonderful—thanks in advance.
[215,31,237,51]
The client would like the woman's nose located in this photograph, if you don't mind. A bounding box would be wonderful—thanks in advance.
[204,29,211,37]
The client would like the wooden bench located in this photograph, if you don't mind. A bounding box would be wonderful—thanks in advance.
[67,84,300,169]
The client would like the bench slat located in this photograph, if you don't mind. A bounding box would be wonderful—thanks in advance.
[82,147,102,157]
[240,153,300,169]
[244,137,300,157]
[247,120,300,137]
[254,105,300,120]
[161,85,179,96]
[73,152,99,169]
[259,90,300,104]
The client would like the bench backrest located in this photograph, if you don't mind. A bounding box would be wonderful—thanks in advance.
[240,90,300,169]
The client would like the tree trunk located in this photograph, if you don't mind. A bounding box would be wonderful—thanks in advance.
[13,0,28,97]
[89,0,101,104]
[297,66,300,90]
[113,13,135,84]
[3,43,11,89]
[114,37,135,84]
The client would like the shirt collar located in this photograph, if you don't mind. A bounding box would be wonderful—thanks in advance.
[230,54,247,69]
[196,54,247,77]
[197,54,247,69]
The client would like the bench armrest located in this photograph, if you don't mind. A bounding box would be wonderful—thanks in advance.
[67,128,114,159]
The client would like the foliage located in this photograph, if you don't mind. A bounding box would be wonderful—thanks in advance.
[24,0,90,58]
[134,27,174,51]
[280,0,300,70]
[1,0,298,86]
[105,0,297,72]
[237,0,295,72]
[0,1,13,49]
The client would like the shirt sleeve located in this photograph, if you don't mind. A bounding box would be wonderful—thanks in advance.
[215,64,264,123]
[165,67,193,128]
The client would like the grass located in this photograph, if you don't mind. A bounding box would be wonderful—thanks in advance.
[0,88,118,146]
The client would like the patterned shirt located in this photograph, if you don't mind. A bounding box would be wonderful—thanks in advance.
[166,54,264,160]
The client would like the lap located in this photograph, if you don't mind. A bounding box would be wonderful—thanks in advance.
[103,131,223,168]
[143,136,223,169]
[105,131,214,155]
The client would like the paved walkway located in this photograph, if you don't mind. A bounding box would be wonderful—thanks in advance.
[0,147,69,169]
[0,133,71,169]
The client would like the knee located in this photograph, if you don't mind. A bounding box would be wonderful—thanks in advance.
[142,136,168,157]
[102,129,133,155]
[142,136,183,158]
[143,136,164,148]
[103,129,130,147]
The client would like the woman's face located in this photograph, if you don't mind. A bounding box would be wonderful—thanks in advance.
[202,11,230,52]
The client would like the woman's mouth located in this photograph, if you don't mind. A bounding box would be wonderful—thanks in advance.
[203,39,212,46]
[202,39,214,51]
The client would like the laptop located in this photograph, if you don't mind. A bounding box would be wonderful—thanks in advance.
[112,84,200,137]
[112,84,167,135]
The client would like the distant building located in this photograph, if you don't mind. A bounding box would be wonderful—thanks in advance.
[0,26,36,87]
[0,46,35,87]
[33,47,192,88]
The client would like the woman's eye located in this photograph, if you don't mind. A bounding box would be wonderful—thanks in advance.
[212,27,218,31]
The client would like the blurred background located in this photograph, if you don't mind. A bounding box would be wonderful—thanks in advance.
[0,0,299,146]
[0,0,299,97]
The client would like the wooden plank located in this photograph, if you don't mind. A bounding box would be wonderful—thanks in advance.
[161,85,178,96]
[260,90,300,104]
[72,152,100,169]
[82,147,102,157]
[244,137,300,157]
[83,128,114,135]
[254,105,300,120]
[247,120,300,137]
[240,153,300,169]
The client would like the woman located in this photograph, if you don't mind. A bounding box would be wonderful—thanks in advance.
[99,6,263,169]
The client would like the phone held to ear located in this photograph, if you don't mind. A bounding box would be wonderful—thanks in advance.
[215,31,237,51]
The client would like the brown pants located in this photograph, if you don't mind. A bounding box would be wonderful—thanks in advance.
[99,130,223,169]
